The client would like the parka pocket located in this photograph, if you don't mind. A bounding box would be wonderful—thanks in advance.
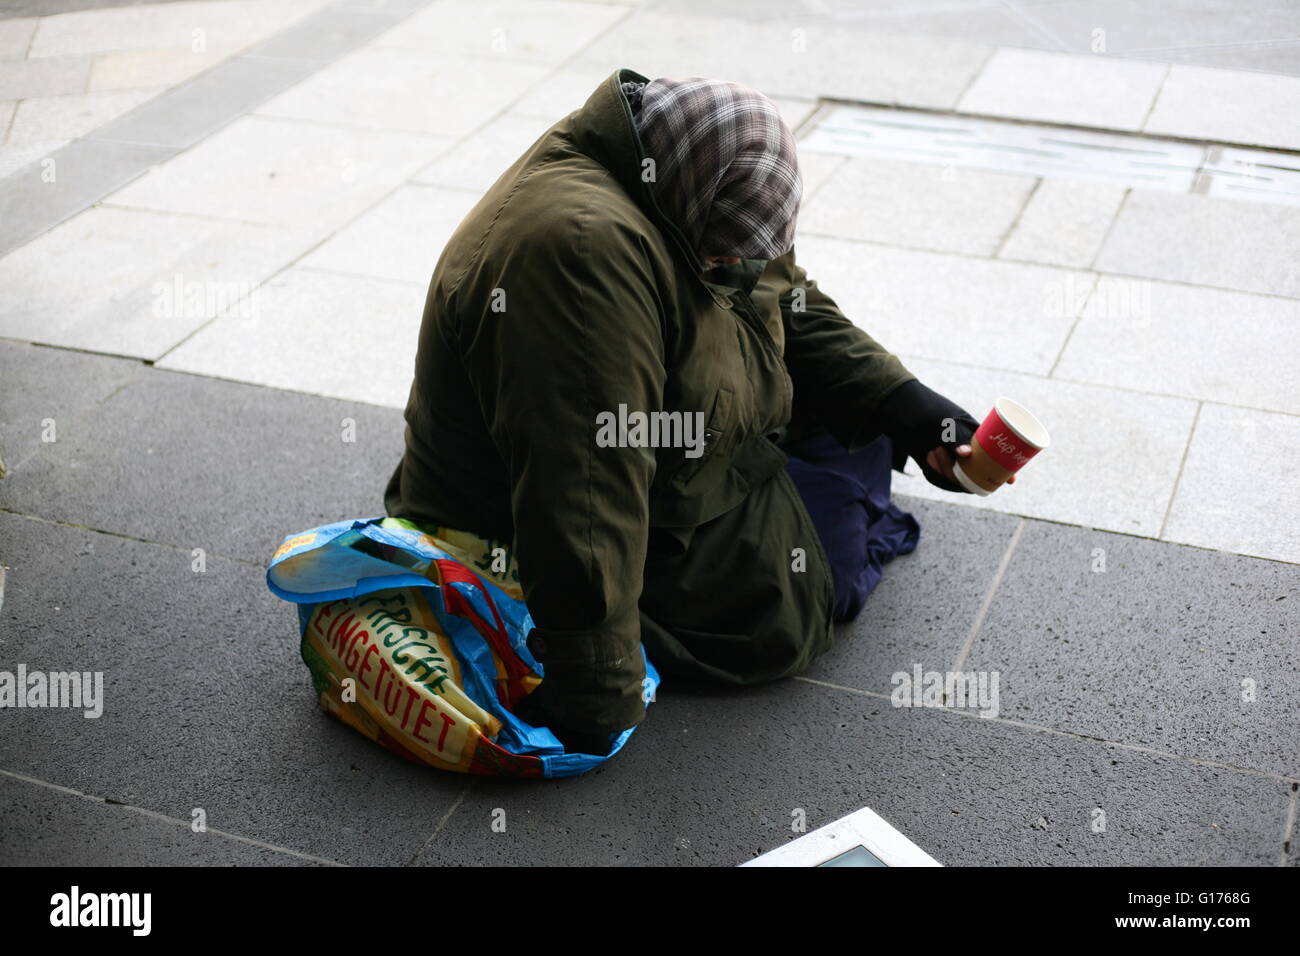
[670,386,735,492]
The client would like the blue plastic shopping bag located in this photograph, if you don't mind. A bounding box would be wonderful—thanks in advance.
[267,517,658,778]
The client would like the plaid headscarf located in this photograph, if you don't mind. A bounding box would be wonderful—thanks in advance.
[622,76,802,269]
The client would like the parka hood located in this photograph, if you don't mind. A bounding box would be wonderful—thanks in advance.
[568,68,789,297]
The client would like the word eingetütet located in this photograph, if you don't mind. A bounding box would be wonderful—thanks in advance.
[310,598,459,751]
[595,405,708,458]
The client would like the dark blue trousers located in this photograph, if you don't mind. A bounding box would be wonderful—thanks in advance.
[780,430,920,622]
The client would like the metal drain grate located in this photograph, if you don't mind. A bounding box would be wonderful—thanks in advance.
[801,103,1300,207]
[1203,146,1300,205]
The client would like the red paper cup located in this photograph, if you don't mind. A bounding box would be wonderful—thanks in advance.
[953,397,1050,496]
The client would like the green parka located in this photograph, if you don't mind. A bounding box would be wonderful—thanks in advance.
[385,67,917,738]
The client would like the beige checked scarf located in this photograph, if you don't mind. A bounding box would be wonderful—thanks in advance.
[623,76,803,269]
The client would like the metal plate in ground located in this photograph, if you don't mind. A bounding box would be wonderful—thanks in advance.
[802,103,1300,207]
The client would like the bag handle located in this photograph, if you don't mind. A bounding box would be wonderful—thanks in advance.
[269,520,535,710]
[431,558,533,711]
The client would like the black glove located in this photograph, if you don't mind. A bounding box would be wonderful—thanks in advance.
[875,379,979,494]
[513,689,616,757]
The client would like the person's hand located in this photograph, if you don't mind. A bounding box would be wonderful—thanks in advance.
[925,444,1016,486]
[876,379,982,493]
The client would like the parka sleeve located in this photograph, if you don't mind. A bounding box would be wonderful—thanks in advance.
[769,246,918,452]
[454,208,664,736]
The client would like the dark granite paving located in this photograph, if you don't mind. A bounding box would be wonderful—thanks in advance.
[0,773,323,865]
[1,344,1295,865]
[419,682,1290,867]
[0,340,404,566]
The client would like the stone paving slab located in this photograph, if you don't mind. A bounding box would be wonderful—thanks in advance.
[105,114,451,234]
[799,155,1037,257]
[244,0,430,65]
[0,136,175,258]
[511,63,824,136]
[0,203,316,359]
[792,235,1086,375]
[803,495,1022,694]
[1155,44,1300,76]
[84,53,318,150]
[411,111,560,193]
[965,518,1300,779]
[253,48,548,139]
[87,46,234,92]
[298,182,479,285]
[155,266,426,406]
[369,0,629,67]
[0,773,321,865]
[0,138,69,178]
[793,149,845,202]
[0,346,405,565]
[23,0,331,60]
[644,0,1300,77]
[415,677,1290,866]
[1093,189,1300,301]
[1145,64,1300,150]
[998,179,1128,270]
[0,512,459,866]
[789,1,1046,50]
[1162,402,1300,566]
[570,11,993,108]
[570,11,1300,148]
[958,48,1168,132]
[1055,276,1300,416]
[508,66,617,122]
[10,85,160,143]
[0,18,37,58]
[0,52,91,99]
[0,339,146,475]
[1015,0,1300,63]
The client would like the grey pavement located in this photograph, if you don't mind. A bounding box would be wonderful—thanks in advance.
[1,0,1298,866]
